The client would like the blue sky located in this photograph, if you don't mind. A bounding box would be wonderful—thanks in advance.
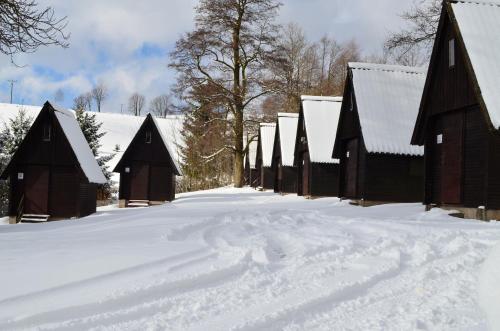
[0,0,415,112]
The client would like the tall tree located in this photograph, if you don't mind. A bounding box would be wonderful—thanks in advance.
[385,0,441,64]
[91,83,108,113]
[128,93,145,116]
[75,107,114,200]
[54,88,64,103]
[0,0,69,61]
[170,0,283,188]
[150,94,173,117]
[0,109,33,216]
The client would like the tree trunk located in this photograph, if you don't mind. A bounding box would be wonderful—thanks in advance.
[233,108,244,187]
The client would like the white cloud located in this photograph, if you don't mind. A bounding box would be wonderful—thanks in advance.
[0,0,415,110]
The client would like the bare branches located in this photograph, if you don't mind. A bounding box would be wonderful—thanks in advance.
[384,0,441,64]
[0,0,69,62]
[128,93,145,116]
[150,94,174,118]
[91,83,108,113]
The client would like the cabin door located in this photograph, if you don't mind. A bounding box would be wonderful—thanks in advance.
[344,139,358,198]
[150,166,172,201]
[441,112,463,204]
[302,152,310,196]
[130,162,150,200]
[24,166,49,215]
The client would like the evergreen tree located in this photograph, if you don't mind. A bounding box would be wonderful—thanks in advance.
[0,109,33,216]
[180,87,233,192]
[74,108,114,200]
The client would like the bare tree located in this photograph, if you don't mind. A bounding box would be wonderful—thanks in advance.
[128,93,145,116]
[73,94,86,111]
[170,0,283,188]
[91,83,108,113]
[0,0,69,61]
[385,0,441,64]
[74,93,92,111]
[150,94,173,117]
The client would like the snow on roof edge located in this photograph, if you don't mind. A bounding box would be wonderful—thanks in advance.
[301,95,342,102]
[151,115,183,176]
[349,62,427,74]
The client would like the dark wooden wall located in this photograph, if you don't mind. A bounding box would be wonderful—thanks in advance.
[274,165,297,194]
[7,107,96,219]
[117,118,176,202]
[261,167,275,190]
[418,11,500,210]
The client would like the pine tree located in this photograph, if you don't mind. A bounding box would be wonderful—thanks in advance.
[75,108,114,200]
[180,103,233,192]
[0,109,33,216]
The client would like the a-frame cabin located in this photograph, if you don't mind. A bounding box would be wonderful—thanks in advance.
[0,101,106,224]
[294,96,342,197]
[412,0,500,220]
[271,113,299,194]
[333,63,426,205]
[255,123,276,190]
[113,114,182,207]
[244,140,259,187]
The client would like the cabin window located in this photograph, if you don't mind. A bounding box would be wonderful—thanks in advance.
[346,151,350,158]
[125,167,130,173]
[145,131,152,144]
[17,172,24,180]
[43,124,51,141]
[349,92,354,111]
[449,39,455,68]
[437,134,443,144]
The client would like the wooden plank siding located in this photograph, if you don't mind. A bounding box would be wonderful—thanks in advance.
[4,103,98,219]
[413,7,500,212]
[335,71,424,203]
[115,114,178,203]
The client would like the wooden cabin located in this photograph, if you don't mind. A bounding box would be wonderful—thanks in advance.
[244,140,259,187]
[113,114,182,207]
[0,101,106,224]
[411,0,500,220]
[271,113,299,194]
[294,96,342,197]
[333,63,426,205]
[255,123,276,190]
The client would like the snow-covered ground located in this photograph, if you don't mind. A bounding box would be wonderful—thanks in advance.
[0,187,499,330]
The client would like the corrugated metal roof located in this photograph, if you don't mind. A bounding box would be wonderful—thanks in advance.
[301,96,342,164]
[451,0,500,129]
[260,123,276,167]
[246,140,258,169]
[350,62,426,156]
[277,113,299,167]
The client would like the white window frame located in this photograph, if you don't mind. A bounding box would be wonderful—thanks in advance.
[437,134,443,144]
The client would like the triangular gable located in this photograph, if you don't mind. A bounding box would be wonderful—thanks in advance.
[349,62,425,156]
[301,96,342,164]
[413,1,500,144]
[0,101,106,184]
[113,114,182,175]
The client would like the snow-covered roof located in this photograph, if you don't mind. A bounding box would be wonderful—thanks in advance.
[247,140,258,169]
[450,0,500,129]
[0,103,184,176]
[301,96,342,164]
[349,62,426,156]
[277,113,299,167]
[259,123,276,168]
[50,103,107,184]
[151,116,182,175]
